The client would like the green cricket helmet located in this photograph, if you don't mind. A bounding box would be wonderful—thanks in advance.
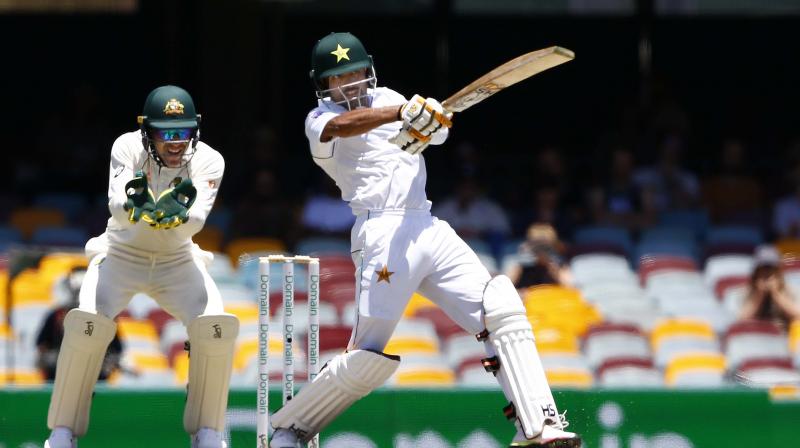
[136,85,201,167]
[310,32,377,109]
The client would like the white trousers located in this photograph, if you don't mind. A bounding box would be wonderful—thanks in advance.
[79,242,224,324]
[348,210,491,351]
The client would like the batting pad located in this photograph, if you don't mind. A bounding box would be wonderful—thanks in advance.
[48,309,117,436]
[183,314,240,434]
[271,349,401,443]
[483,275,559,440]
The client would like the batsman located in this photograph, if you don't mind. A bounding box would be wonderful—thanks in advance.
[44,85,238,448]
[269,33,581,448]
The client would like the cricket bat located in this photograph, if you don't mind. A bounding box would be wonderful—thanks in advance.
[442,46,574,113]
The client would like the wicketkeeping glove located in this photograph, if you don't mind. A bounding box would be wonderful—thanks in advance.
[149,178,197,229]
[123,171,157,224]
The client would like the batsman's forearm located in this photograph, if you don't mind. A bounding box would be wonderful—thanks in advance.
[321,106,401,140]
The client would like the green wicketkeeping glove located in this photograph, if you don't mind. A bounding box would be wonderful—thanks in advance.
[123,170,156,224]
[150,178,197,229]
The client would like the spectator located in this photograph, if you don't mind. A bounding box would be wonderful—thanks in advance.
[229,168,299,244]
[739,249,800,330]
[36,267,122,381]
[773,180,800,239]
[633,133,699,212]
[586,147,656,231]
[507,223,573,289]
[433,175,511,240]
[703,138,762,224]
[300,176,355,238]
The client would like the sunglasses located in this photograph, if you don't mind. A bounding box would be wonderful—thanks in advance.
[151,128,195,141]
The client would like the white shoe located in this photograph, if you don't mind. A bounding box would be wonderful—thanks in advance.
[270,428,300,448]
[510,425,582,447]
[191,427,227,448]
[44,426,77,448]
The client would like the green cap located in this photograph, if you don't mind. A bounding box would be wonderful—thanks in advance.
[139,85,198,129]
[310,32,372,85]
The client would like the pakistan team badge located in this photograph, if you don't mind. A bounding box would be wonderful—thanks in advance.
[163,98,185,115]
[331,43,350,63]
[377,265,394,284]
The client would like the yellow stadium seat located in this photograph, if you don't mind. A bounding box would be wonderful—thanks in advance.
[403,293,436,317]
[10,268,52,305]
[173,352,190,384]
[226,302,259,323]
[226,237,287,267]
[127,352,170,371]
[384,337,439,355]
[394,368,456,387]
[775,239,800,257]
[665,353,726,386]
[651,318,715,351]
[10,208,66,239]
[524,285,602,337]
[117,318,159,342]
[0,368,45,386]
[789,320,800,353]
[534,327,579,354]
[39,252,89,276]
[193,225,223,252]
[544,369,594,388]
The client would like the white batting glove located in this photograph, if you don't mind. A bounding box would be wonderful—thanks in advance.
[390,95,453,154]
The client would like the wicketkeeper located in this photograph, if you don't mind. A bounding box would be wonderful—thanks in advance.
[44,85,238,448]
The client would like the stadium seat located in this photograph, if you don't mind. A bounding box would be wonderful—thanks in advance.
[658,209,710,240]
[444,333,486,371]
[704,254,754,290]
[736,358,800,387]
[413,306,464,340]
[579,281,646,304]
[636,240,698,265]
[583,322,650,369]
[595,297,662,331]
[570,253,636,287]
[145,308,175,336]
[318,325,353,352]
[193,225,224,252]
[207,252,237,284]
[30,226,89,247]
[384,318,441,355]
[651,318,720,368]
[10,207,66,240]
[125,293,160,320]
[775,239,800,257]
[534,326,580,354]
[295,236,351,256]
[724,320,790,371]
[665,353,727,388]
[705,225,763,248]
[567,242,629,259]
[790,320,800,369]
[713,275,749,300]
[320,280,356,317]
[226,237,287,267]
[573,225,633,256]
[640,255,698,285]
[0,367,45,386]
[0,226,22,252]
[596,357,663,388]
[390,354,456,387]
[33,192,88,223]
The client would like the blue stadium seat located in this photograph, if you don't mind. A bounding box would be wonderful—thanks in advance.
[658,210,710,239]
[705,225,763,247]
[33,193,88,223]
[0,226,22,252]
[30,226,89,247]
[295,237,351,256]
[573,226,633,256]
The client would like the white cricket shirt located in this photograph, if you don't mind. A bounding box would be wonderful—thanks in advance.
[90,130,224,255]
[305,87,447,215]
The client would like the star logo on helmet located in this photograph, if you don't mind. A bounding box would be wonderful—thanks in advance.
[163,98,185,116]
[330,44,350,63]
